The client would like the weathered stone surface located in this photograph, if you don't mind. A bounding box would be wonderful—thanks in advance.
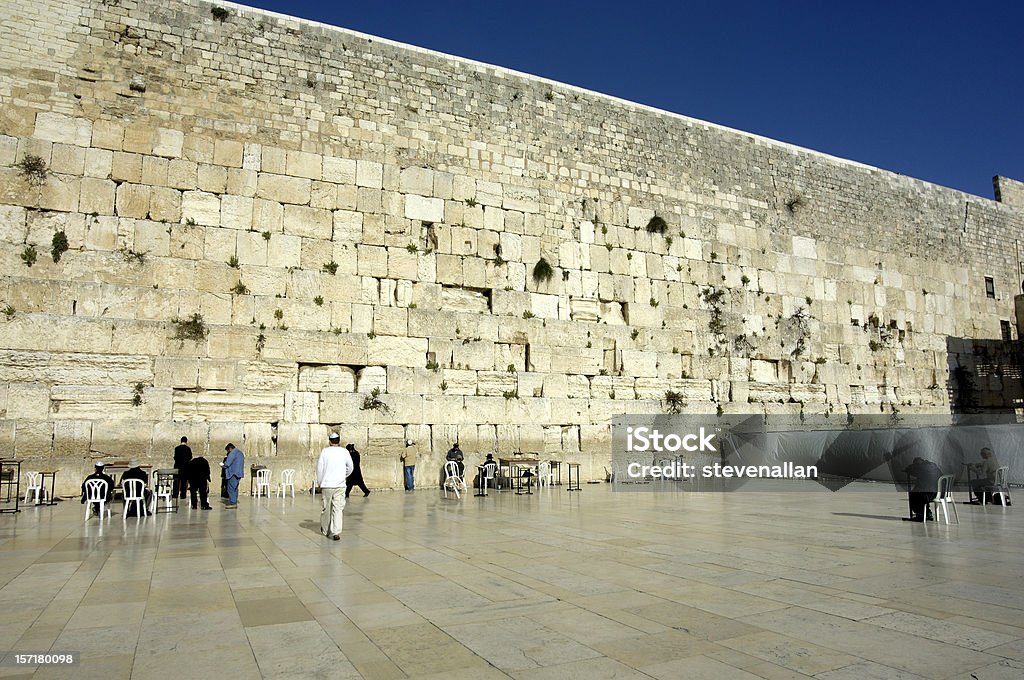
[0,351,153,385]
[172,391,284,421]
[298,364,356,392]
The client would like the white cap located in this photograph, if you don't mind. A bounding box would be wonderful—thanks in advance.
[329,432,340,441]
[95,461,105,467]
[405,439,414,446]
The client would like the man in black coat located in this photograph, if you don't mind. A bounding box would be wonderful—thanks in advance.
[345,443,371,498]
[172,436,192,499]
[121,461,152,516]
[903,457,942,522]
[188,456,213,510]
[80,462,115,515]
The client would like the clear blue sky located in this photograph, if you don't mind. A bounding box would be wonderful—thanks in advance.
[236,0,1022,199]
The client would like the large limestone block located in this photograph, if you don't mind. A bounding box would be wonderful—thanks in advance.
[172,390,284,421]
[476,371,518,397]
[367,336,427,368]
[7,384,50,419]
[53,420,93,458]
[452,340,494,371]
[198,360,236,390]
[531,293,559,319]
[441,287,489,314]
[285,392,320,423]
[49,385,137,419]
[286,150,323,180]
[152,128,184,158]
[0,351,153,386]
[400,167,434,195]
[283,205,332,239]
[182,191,221,226]
[357,244,388,277]
[356,366,388,393]
[34,112,91,147]
[355,160,383,189]
[298,364,356,392]
[234,361,297,392]
[387,250,419,280]
[155,357,199,388]
[404,197,446,229]
[257,173,312,205]
[259,330,366,365]
[747,382,792,404]
[15,421,54,458]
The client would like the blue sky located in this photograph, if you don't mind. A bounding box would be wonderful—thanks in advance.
[235,1,1022,199]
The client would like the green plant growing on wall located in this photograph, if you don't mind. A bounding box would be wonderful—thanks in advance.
[426,359,439,371]
[532,257,554,285]
[360,387,392,414]
[785,194,806,213]
[740,274,750,286]
[262,230,272,241]
[631,329,640,340]
[313,295,324,306]
[440,380,448,392]
[700,287,726,336]
[172,313,208,344]
[227,255,239,268]
[230,281,249,295]
[210,6,230,20]
[503,388,519,400]
[131,382,145,407]
[117,245,146,264]
[51,231,69,263]
[522,310,535,319]
[645,215,668,234]
[2,304,15,319]
[20,246,37,268]
[16,154,47,186]
[664,390,685,414]
[406,243,418,253]
[649,297,659,308]
[506,363,516,373]
[256,324,267,353]
[710,251,718,261]
[464,198,477,207]
[322,261,338,275]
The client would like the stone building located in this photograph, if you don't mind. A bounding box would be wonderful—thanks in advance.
[1,0,1022,494]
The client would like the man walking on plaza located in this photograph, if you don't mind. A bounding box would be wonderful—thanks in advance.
[316,432,354,540]
[223,443,244,509]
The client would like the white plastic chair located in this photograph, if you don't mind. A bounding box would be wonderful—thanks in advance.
[277,469,296,498]
[84,478,111,520]
[927,474,959,524]
[153,474,174,513]
[24,471,45,504]
[123,478,148,519]
[982,466,1011,506]
[254,468,272,498]
[536,461,553,487]
[443,460,466,499]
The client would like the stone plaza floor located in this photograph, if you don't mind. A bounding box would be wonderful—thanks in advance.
[0,481,1022,680]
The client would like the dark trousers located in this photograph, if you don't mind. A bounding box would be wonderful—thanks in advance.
[908,491,936,521]
[190,481,210,508]
[172,474,189,499]
[346,476,369,497]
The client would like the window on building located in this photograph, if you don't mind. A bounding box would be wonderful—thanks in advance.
[985,276,995,299]
[1001,320,1013,342]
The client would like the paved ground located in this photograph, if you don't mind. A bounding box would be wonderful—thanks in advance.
[0,481,1022,679]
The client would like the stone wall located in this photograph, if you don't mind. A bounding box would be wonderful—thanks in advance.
[1,0,1023,495]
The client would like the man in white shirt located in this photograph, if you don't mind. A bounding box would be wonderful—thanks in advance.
[316,432,354,540]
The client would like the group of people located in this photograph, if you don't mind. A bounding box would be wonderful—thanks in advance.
[902,447,1007,522]
[80,437,227,516]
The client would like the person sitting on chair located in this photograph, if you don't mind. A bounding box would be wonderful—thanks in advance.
[479,453,498,489]
[80,462,115,516]
[903,457,941,522]
[446,442,465,477]
[969,447,1001,504]
[121,461,152,516]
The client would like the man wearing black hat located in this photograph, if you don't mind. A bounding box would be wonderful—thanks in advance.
[188,455,213,510]
[316,432,353,540]
[80,462,115,516]
[172,436,192,499]
[344,443,371,498]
